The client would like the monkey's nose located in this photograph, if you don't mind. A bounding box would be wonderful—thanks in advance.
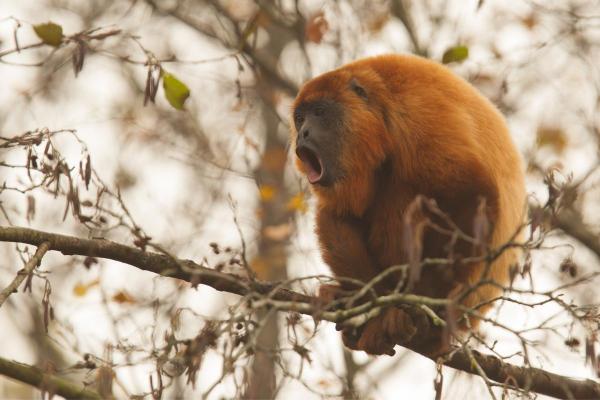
[300,127,310,139]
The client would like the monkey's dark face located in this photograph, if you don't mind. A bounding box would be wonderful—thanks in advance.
[293,99,344,186]
[292,69,393,197]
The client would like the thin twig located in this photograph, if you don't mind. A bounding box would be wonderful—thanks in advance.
[0,241,50,307]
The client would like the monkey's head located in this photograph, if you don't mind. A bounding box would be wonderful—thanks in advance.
[291,64,398,214]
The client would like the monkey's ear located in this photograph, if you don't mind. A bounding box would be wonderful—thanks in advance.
[350,78,368,100]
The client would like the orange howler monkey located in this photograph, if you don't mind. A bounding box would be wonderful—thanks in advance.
[291,54,526,356]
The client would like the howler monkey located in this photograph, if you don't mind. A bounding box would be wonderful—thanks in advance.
[291,54,526,356]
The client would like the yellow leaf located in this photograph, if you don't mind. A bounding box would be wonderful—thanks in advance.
[259,185,276,202]
[287,192,308,213]
[536,126,568,153]
[162,72,190,110]
[73,279,99,297]
[442,45,469,64]
[33,22,63,47]
[112,291,136,304]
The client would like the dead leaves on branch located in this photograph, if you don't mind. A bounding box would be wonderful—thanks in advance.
[31,22,121,77]
[1,128,121,230]
[305,12,329,44]
[23,20,191,111]
[143,64,191,110]
[536,126,568,154]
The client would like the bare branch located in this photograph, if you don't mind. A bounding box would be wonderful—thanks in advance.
[0,225,598,399]
[0,241,50,307]
[554,208,600,259]
[0,356,101,400]
[0,226,311,303]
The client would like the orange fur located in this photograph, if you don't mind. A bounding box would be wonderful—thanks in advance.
[292,54,526,355]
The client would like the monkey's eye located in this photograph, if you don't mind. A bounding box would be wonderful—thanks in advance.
[350,79,368,100]
[294,112,304,128]
[314,105,325,116]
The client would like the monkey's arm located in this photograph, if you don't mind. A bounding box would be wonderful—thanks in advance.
[316,208,428,355]
[315,208,383,289]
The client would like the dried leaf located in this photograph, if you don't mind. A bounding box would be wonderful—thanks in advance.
[293,344,312,363]
[84,154,91,189]
[442,45,469,64]
[521,14,537,30]
[42,281,52,333]
[287,192,308,213]
[73,279,100,297]
[586,334,597,368]
[83,256,98,269]
[72,41,86,77]
[305,12,329,44]
[259,185,276,202]
[529,205,545,239]
[162,72,190,110]
[33,22,63,47]
[559,258,578,278]
[565,337,580,348]
[536,126,568,154]
[26,195,35,222]
[112,290,137,304]
[133,236,150,250]
[144,65,160,106]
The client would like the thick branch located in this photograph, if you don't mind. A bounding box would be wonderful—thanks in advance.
[0,225,599,399]
[445,347,600,399]
[554,208,600,259]
[0,226,311,304]
[0,356,101,400]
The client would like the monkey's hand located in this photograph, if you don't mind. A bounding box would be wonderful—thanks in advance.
[316,284,346,307]
[317,285,417,356]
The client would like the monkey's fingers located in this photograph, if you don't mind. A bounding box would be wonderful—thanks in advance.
[341,327,361,351]
[317,284,346,308]
[381,307,417,345]
[355,321,397,356]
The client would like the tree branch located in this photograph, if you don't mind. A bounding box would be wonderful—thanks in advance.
[554,208,600,259]
[0,356,101,400]
[0,225,599,399]
[0,241,50,307]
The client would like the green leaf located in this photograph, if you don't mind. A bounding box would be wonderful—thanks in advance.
[33,22,63,47]
[162,72,190,110]
[442,45,469,64]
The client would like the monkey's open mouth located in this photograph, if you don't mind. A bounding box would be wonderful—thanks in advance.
[296,146,324,184]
